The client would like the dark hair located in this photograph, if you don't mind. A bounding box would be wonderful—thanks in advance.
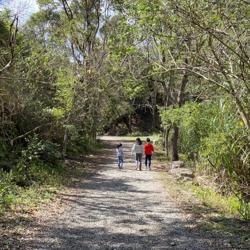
[146,138,150,142]
[116,143,122,148]
[136,138,142,145]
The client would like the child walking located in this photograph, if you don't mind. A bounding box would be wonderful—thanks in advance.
[144,138,154,170]
[131,138,144,171]
[116,143,124,169]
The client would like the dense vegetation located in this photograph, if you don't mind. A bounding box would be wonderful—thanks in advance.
[0,0,249,218]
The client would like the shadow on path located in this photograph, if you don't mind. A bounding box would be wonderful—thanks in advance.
[2,139,249,250]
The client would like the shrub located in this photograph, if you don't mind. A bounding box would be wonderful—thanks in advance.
[160,99,250,214]
[13,134,62,186]
[0,170,16,209]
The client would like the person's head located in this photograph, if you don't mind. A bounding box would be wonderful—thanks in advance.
[136,138,142,145]
[117,143,122,148]
[146,138,151,143]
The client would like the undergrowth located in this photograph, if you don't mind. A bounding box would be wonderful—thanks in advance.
[192,184,250,220]
[0,162,68,215]
[154,143,250,220]
[158,171,250,247]
[0,134,102,216]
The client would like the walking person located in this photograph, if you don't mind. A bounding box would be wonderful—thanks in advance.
[116,143,124,169]
[131,138,144,171]
[144,138,154,170]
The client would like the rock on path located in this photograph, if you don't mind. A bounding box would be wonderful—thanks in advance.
[21,140,237,249]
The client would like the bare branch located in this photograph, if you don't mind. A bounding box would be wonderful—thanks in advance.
[60,0,73,20]
[10,123,52,146]
[0,15,18,75]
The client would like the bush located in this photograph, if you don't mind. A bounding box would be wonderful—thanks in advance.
[0,161,66,213]
[0,170,16,209]
[12,134,62,186]
[160,99,250,214]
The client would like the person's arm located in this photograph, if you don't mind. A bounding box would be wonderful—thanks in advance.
[131,144,135,155]
[141,145,144,154]
[151,144,154,154]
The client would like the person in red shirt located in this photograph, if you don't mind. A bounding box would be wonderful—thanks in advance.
[144,138,154,170]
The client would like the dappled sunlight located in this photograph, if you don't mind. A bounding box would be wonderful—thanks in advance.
[9,139,245,249]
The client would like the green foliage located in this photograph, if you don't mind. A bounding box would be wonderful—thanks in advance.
[0,0,250,221]
[123,79,146,100]
[55,69,76,113]
[193,185,241,216]
[238,201,250,220]
[0,161,66,213]
[193,185,250,220]
[11,134,61,187]
[20,134,62,165]
[0,18,9,47]
[0,134,65,214]
[0,138,7,159]
[161,102,204,156]
[67,132,100,155]
[0,170,15,208]
[161,100,250,207]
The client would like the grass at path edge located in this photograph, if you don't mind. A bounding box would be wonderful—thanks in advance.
[155,155,250,248]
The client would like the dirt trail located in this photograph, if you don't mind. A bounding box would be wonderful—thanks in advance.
[18,139,240,249]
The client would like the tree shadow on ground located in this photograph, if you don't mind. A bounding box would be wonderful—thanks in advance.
[1,140,249,250]
[174,195,250,250]
[10,219,249,250]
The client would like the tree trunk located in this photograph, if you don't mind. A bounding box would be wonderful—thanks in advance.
[163,126,171,157]
[171,58,189,161]
[124,116,132,133]
[63,127,68,159]
[151,88,157,130]
[172,124,179,161]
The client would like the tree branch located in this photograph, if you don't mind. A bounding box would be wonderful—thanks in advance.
[0,15,18,75]
[10,123,52,146]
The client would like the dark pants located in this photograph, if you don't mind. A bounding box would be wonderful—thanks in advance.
[136,153,142,170]
[145,154,152,168]
[117,156,123,168]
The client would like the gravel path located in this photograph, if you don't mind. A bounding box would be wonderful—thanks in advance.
[20,140,242,249]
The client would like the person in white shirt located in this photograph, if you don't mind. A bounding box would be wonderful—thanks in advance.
[131,138,144,171]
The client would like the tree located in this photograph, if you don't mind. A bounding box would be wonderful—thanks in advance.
[0,13,18,75]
